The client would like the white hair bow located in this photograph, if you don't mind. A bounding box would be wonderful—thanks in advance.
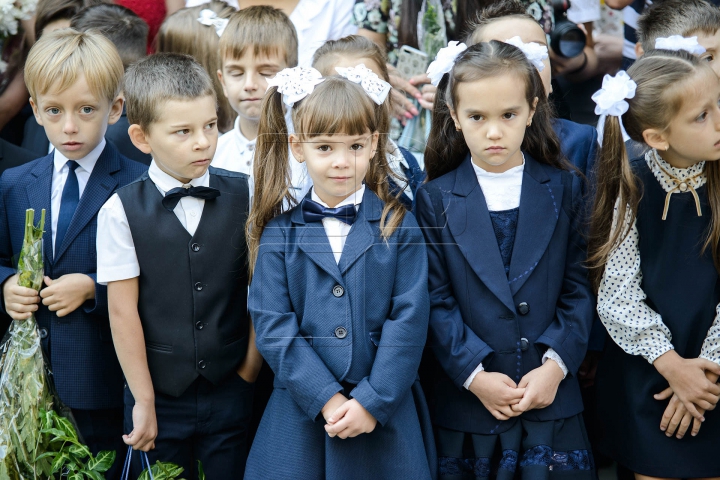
[334,64,391,105]
[267,67,325,107]
[426,41,468,86]
[654,35,706,55]
[593,71,637,143]
[197,9,229,37]
[504,36,549,72]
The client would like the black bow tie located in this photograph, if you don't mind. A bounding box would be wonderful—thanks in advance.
[162,185,221,211]
[301,198,357,225]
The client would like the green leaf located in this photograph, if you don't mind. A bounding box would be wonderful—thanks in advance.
[68,444,91,459]
[158,461,184,477]
[56,416,79,441]
[84,469,105,480]
[67,473,83,480]
[51,452,68,473]
[198,460,205,480]
[88,450,116,472]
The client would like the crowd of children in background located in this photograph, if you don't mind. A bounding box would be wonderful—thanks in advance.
[0,0,719,479]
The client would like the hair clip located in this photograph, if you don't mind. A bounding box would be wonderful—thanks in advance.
[504,36,549,72]
[426,41,468,86]
[267,67,325,107]
[334,64,391,105]
[593,70,637,143]
[197,9,229,37]
[654,35,706,55]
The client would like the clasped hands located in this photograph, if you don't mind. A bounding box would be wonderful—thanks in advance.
[469,360,565,421]
[321,393,377,440]
[2,273,95,319]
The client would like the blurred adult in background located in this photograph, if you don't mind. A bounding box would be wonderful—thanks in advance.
[115,0,185,49]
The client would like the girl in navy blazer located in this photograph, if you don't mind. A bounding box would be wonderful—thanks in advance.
[415,41,595,478]
[244,67,436,479]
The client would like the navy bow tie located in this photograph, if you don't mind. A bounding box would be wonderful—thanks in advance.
[301,198,357,225]
[162,185,221,211]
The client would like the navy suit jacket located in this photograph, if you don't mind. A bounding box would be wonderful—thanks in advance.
[554,118,598,181]
[415,154,594,434]
[390,146,426,210]
[0,142,147,409]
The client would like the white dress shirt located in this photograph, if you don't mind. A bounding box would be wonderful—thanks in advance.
[598,150,720,365]
[96,161,210,284]
[51,138,105,253]
[463,158,567,390]
[311,185,364,264]
[291,0,357,67]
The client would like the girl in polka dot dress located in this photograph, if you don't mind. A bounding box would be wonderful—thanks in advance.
[589,49,720,479]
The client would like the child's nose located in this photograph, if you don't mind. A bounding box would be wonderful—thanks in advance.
[63,115,78,135]
[486,123,502,139]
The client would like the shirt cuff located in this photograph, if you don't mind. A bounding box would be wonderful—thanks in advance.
[542,348,568,379]
[463,363,484,390]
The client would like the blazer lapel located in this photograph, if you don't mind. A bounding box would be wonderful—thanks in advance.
[338,189,381,275]
[55,144,120,263]
[507,155,562,295]
[447,157,515,312]
[291,201,345,286]
[25,155,54,265]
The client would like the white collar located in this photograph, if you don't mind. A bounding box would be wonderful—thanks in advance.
[148,159,210,195]
[645,148,706,192]
[233,116,256,148]
[311,184,365,208]
[53,138,106,174]
[471,156,525,178]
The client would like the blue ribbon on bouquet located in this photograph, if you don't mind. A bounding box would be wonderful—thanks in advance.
[121,445,155,480]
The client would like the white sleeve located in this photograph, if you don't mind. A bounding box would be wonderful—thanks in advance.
[700,303,720,366]
[330,0,358,39]
[96,194,140,284]
[597,203,675,364]
[463,363,484,390]
[542,348,568,379]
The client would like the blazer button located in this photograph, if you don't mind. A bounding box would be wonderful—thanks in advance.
[198,360,206,369]
[39,328,48,339]
[194,282,203,291]
[191,243,200,252]
[518,302,530,315]
[332,285,344,297]
[334,326,348,339]
[195,321,204,330]
[520,338,529,352]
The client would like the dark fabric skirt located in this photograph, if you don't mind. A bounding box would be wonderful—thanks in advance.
[437,414,596,480]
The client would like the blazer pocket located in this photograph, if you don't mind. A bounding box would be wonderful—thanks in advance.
[146,341,173,353]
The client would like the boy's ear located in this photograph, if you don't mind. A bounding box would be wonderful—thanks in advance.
[29,98,44,126]
[217,69,229,98]
[128,124,153,155]
[635,42,644,59]
[107,96,124,126]
[289,133,304,162]
[642,127,669,151]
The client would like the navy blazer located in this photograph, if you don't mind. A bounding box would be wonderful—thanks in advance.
[246,188,436,478]
[0,138,36,176]
[554,118,598,181]
[415,154,594,434]
[390,146,426,210]
[0,143,147,409]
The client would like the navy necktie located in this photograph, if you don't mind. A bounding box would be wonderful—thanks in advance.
[301,198,357,225]
[162,185,221,211]
[55,161,79,254]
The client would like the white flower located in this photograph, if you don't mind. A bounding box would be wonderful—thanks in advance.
[655,35,706,55]
[504,36,549,72]
[267,67,325,107]
[426,41,468,86]
[335,63,391,104]
[592,70,637,117]
[197,9,228,37]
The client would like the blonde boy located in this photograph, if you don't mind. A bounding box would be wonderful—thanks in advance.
[0,29,146,479]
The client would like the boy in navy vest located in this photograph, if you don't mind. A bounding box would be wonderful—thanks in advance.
[0,29,147,479]
[96,53,253,478]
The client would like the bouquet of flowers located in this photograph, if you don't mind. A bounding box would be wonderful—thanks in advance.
[0,0,38,72]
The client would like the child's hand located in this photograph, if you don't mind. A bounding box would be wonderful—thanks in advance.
[468,371,525,421]
[321,392,348,424]
[40,274,95,317]
[657,390,704,439]
[324,399,377,439]
[511,360,565,414]
[654,351,720,421]
[123,400,157,452]
[2,273,40,320]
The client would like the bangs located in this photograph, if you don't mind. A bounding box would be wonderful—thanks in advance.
[293,77,377,138]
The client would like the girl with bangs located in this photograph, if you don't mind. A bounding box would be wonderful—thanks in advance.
[244,70,436,479]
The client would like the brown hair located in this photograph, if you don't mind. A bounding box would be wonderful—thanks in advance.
[465,0,538,45]
[588,49,720,289]
[34,0,110,39]
[219,6,298,69]
[124,52,215,131]
[247,76,406,275]
[425,40,565,181]
[637,0,720,54]
[25,28,123,103]
[156,1,236,133]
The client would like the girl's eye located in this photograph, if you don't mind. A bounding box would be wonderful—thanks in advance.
[503,112,517,120]
[205,122,216,130]
[470,115,482,121]
[697,111,708,122]
[176,129,190,135]
[81,107,94,114]
[47,108,60,115]
[350,143,363,151]
[318,145,331,152]
[704,54,715,62]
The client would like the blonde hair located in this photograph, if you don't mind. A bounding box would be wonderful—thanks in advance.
[24,28,123,103]
[219,6,298,68]
[156,1,236,133]
[247,77,406,275]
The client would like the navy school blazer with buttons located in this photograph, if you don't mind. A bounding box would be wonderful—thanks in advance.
[554,118,598,181]
[0,142,147,410]
[414,154,594,434]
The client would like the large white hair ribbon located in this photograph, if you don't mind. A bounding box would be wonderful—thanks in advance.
[266,67,325,107]
[504,36,549,72]
[334,64,391,105]
[592,70,637,143]
[654,35,706,55]
[197,9,229,37]
[426,41,468,86]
